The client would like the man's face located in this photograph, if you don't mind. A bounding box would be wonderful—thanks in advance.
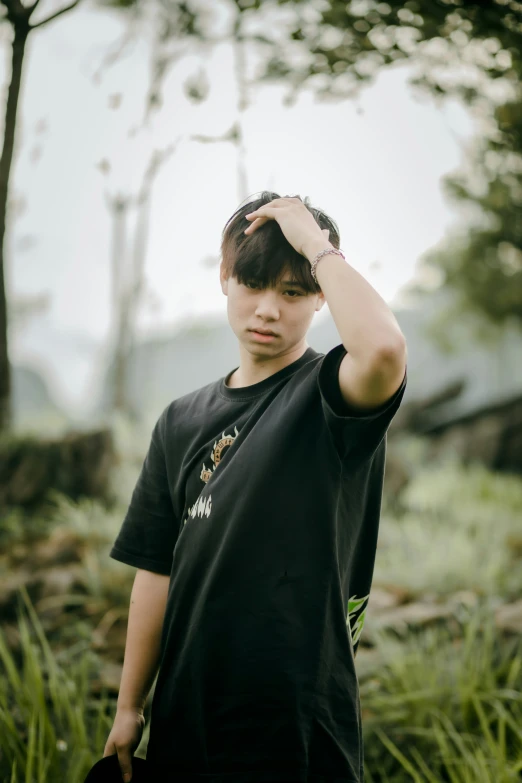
[220,266,325,356]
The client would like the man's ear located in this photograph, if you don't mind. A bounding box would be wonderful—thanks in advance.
[220,264,229,295]
[315,291,326,312]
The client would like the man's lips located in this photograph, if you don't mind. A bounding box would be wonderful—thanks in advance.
[249,328,278,336]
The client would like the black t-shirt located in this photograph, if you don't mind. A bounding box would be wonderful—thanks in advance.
[110,344,407,783]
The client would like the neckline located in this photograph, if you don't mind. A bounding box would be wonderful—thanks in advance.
[219,346,319,401]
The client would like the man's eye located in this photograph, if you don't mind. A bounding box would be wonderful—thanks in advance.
[285,290,301,297]
[245,282,259,290]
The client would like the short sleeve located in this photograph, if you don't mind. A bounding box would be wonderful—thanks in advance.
[317,344,407,462]
[109,409,180,575]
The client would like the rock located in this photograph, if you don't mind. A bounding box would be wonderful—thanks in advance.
[495,600,522,634]
[419,397,522,477]
[355,648,383,682]
[366,587,401,614]
[447,590,479,610]
[0,428,116,512]
[0,562,86,622]
[372,583,414,605]
[0,568,39,619]
[372,601,456,633]
[1,622,21,652]
[34,564,86,601]
[91,609,127,653]
[506,534,522,557]
[27,528,86,569]
[383,450,411,499]
[90,660,123,696]
[418,592,439,605]
[103,622,128,662]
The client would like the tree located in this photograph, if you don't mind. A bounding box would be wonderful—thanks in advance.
[0,0,82,433]
[99,0,267,198]
[104,145,174,416]
[256,0,520,106]
[405,96,522,349]
[110,1,522,336]
[256,0,522,334]
[95,0,271,417]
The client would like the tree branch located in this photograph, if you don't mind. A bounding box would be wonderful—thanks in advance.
[29,0,81,29]
[27,0,43,20]
[0,0,23,21]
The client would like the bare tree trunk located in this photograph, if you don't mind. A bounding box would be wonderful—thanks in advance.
[108,194,132,415]
[232,30,249,204]
[0,0,81,433]
[125,146,174,370]
[106,147,174,418]
[0,22,29,432]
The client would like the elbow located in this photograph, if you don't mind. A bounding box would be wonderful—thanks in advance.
[373,333,407,368]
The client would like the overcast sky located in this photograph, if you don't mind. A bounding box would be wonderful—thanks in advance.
[3,3,476,409]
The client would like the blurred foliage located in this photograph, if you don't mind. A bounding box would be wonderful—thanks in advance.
[0,428,116,514]
[2,589,521,782]
[0,586,117,783]
[376,457,522,598]
[99,0,522,339]
[262,0,522,333]
[406,94,522,337]
[97,0,522,106]
[254,0,522,333]
[2,441,522,778]
[362,608,522,780]
[257,0,521,105]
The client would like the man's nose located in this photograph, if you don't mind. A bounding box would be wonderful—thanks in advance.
[254,290,280,319]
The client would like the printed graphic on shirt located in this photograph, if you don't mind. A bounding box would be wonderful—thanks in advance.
[347,593,369,649]
[182,426,240,529]
[200,426,240,483]
[185,493,213,524]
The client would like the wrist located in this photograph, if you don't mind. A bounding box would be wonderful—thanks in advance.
[116,703,145,716]
[302,237,335,263]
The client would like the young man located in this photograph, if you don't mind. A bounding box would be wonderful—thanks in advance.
[104,193,408,783]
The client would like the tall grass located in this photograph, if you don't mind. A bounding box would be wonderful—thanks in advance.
[2,586,521,782]
[1,441,521,781]
[362,604,522,781]
[0,586,115,783]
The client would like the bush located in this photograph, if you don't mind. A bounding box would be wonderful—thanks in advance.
[376,458,522,598]
[363,605,522,781]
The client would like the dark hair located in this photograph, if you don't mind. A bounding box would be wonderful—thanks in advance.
[220,191,341,294]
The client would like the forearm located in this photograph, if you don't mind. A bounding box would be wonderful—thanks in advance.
[116,568,170,713]
[302,238,405,365]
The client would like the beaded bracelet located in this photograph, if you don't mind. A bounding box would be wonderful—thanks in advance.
[310,248,346,284]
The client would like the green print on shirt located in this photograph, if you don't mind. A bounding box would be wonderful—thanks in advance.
[347,594,370,648]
